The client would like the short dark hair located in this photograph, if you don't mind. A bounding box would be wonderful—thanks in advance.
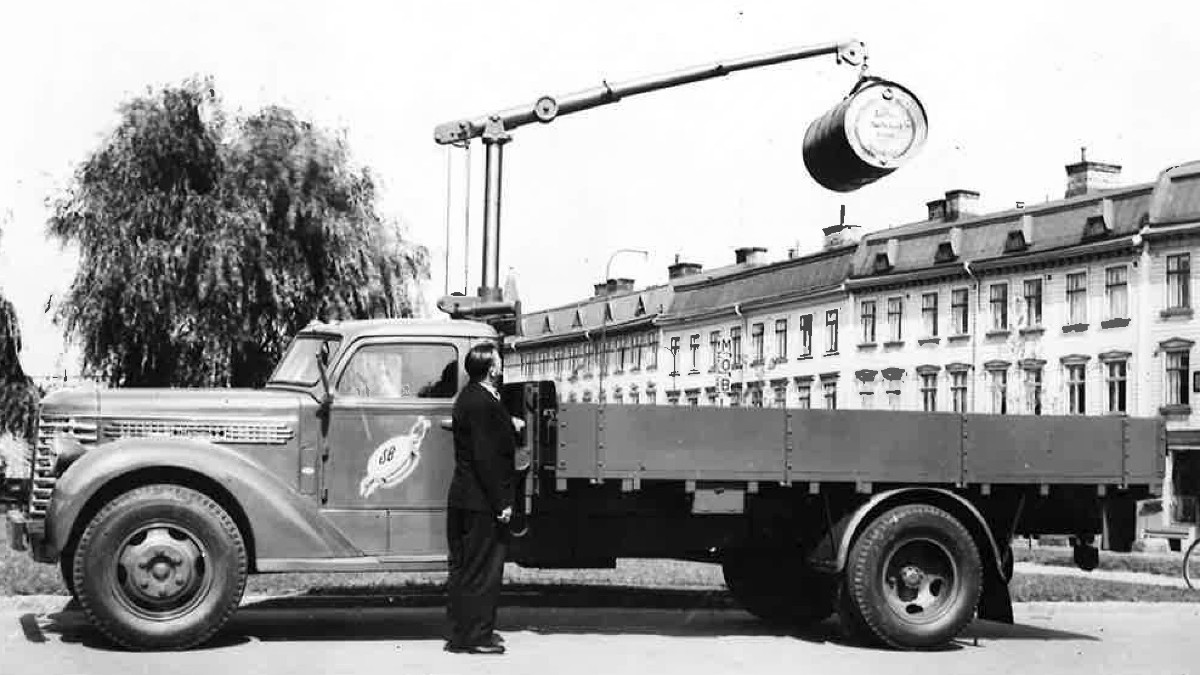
[464,342,500,381]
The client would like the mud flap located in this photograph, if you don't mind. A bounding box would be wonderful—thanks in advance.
[977,575,1014,624]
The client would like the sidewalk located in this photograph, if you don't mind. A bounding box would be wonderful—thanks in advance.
[1014,561,1188,588]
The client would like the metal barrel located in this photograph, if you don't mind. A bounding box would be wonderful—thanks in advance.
[803,78,928,193]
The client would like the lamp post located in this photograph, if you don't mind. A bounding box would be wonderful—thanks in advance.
[599,248,649,405]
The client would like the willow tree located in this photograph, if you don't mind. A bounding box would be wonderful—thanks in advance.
[0,226,38,481]
[49,80,428,388]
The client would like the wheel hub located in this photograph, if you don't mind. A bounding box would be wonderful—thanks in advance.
[899,565,924,588]
[118,527,203,607]
[881,537,958,624]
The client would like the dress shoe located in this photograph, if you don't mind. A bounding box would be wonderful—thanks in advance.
[444,642,505,655]
[487,632,505,646]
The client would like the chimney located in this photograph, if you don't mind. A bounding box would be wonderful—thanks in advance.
[927,199,946,221]
[944,190,980,221]
[823,204,861,250]
[735,246,768,266]
[608,278,635,294]
[1065,148,1121,198]
[668,253,703,280]
[593,282,610,297]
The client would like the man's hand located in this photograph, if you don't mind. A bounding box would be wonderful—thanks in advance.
[497,506,513,523]
[510,416,526,433]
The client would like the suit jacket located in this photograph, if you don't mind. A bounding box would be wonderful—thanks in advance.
[448,381,516,513]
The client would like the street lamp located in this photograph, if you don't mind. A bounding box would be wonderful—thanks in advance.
[599,248,649,405]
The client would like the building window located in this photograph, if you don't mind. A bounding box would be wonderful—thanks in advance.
[751,323,765,365]
[630,391,640,405]
[707,390,718,406]
[649,336,659,370]
[860,389,874,409]
[1106,360,1127,414]
[709,331,721,368]
[1168,253,1191,309]
[885,379,901,410]
[1067,272,1088,324]
[989,283,1008,330]
[730,326,742,367]
[989,369,1008,414]
[797,383,812,409]
[951,371,968,413]
[1106,266,1128,319]
[921,373,937,412]
[861,300,876,343]
[951,288,969,334]
[1167,350,1191,406]
[750,388,764,408]
[775,319,788,361]
[614,392,624,404]
[1066,363,1087,414]
[668,337,680,376]
[922,293,938,337]
[887,297,904,341]
[823,380,838,409]
[689,334,700,373]
[1023,278,1043,327]
[1024,367,1043,415]
[826,310,839,353]
[687,391,700,406]
[799,314,813,357]
[773,385,787,408]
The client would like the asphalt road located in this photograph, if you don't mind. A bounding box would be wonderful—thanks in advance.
[1,595,1196,675]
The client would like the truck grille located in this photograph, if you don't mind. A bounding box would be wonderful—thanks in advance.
[30,415,98,518]
[103,419,294,445]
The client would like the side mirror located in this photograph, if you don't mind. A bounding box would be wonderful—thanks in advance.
[318,341,332,367]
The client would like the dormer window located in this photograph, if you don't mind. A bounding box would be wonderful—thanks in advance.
[934,241,957,264]
[1082,214,1110,242]
[571,310,583,328]
[542,316,553,334]
[634,296,647,317]
[603,302,614,322]
[1004,230,1028,253]
[873,252,893,274]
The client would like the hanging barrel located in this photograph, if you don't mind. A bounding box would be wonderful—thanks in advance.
[803,77,928,192]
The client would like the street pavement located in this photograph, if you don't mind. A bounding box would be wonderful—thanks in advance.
[0,594,1196,675]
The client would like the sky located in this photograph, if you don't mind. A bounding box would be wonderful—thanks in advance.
[2,0,1200,376]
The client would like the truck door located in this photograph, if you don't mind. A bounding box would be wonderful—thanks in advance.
[321,338,460,559]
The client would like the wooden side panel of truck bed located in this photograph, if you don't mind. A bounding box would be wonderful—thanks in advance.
[552,404,1164,487]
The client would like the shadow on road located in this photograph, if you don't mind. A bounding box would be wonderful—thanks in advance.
[17,584,1098,652]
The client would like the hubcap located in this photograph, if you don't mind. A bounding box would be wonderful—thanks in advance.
[115,524,209,618]
[881,537,957,624]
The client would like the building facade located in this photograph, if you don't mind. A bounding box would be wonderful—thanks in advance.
[505,156,1200,536]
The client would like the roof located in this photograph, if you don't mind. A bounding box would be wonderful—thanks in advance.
[849,182,1155,284]
[1149,161,1200,226]
[299,318,498,342]
[663,245,856,320]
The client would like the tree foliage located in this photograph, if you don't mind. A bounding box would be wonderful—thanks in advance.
[0,225,38,454]
[49,79,428,388]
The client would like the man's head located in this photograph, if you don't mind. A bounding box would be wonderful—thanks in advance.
[464,342,503,384]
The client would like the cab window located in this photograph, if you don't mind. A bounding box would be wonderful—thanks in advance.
[335,343,459,399]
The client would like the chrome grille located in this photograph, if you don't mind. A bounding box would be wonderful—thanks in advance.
[30,415,99,518]
[103,419,295,445]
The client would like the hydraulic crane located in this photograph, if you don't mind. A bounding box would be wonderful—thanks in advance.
[433,39,927,331]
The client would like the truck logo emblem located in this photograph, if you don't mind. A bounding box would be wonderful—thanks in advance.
[359,417,431,498]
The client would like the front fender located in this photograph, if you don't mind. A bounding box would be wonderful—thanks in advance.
[48,438,361,563]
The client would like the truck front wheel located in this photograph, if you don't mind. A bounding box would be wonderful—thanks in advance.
[841,504,981,650]
[722,549,834,625]
[72,484,248,650]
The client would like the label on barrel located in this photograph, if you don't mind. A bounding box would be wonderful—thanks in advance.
[845,84,927,167]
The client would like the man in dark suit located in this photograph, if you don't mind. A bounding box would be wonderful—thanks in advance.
[445,341,516,655]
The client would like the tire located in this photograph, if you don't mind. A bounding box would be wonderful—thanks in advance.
[843,504,982,650]
[1183,538,1200,590]
[72,484,247,650]
[722,549,834,625]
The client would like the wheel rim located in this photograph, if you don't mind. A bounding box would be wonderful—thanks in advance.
[880,536,959,625]
[1185,540,1200,590]
[113,522,211,621]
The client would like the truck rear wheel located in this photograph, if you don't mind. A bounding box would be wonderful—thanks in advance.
[841,504,981,650]
[722,549,834,625]
[72,484,247,650]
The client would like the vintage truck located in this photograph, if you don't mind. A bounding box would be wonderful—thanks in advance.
[3,316,1165,651]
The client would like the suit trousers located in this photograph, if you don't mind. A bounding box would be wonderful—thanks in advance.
[445,506,508,646]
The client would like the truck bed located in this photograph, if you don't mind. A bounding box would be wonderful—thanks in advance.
[551,405,1164,489]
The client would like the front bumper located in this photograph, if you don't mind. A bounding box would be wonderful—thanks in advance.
[5,509,52,561]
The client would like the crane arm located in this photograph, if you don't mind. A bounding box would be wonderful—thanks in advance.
[434,40,865,145]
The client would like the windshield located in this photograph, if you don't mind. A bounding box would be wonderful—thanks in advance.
[268,335,343,386]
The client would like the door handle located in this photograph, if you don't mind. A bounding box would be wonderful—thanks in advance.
[439,418,454,431]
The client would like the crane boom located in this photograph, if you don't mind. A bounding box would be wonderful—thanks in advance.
[434,40,865,145]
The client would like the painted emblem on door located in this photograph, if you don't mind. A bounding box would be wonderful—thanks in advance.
[359,417,432,498]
